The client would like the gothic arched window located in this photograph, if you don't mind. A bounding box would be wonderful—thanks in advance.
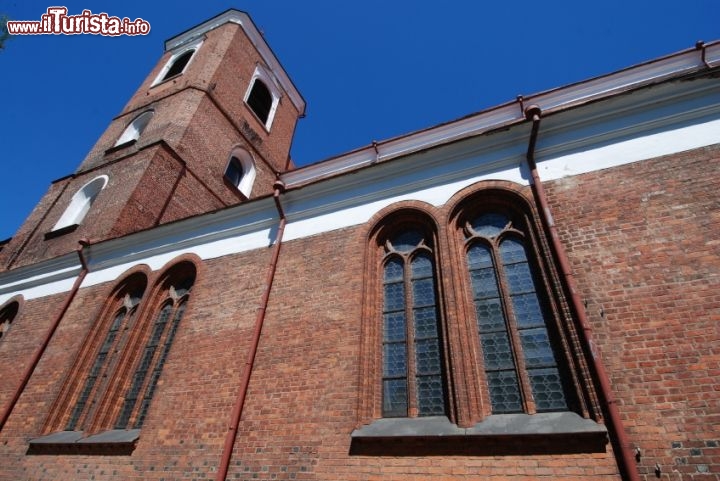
[115,264,195,429]
[381,228,446,418]
[65,274,147,431]
[463,212,571,414]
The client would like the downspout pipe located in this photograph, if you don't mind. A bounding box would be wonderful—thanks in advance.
[523,105,640,481]
[0,240,90,432]
[215,181,287,481]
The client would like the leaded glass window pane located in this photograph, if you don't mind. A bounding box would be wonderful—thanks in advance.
[486,370,522,413]
[529,367,567,411]
[382,233,445,418]
[384,257,404,282]
[383,379,408,417]
[390,230,424,252]
[383,282,405,312]
[383,312,406,342]
[470,213,510,238]
[383,343,407,377]
[417,375,445,415]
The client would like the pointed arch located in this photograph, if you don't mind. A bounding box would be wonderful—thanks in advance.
[115,260,196,429]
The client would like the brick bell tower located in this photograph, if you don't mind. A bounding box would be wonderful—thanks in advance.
[0,9,305,270]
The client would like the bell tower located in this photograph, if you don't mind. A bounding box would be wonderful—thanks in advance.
[1,10,305,270]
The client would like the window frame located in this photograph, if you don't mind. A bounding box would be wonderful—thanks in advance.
[151,39,203,87]
[223,148,256,198]
[38,260,198,452]
[354,187,605,453]
[50,175,109,234]
[0,298,21,340]
[114,110,154,147]
[243,65,281,130]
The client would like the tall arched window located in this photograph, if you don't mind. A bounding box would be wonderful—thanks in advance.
[463,212,570,414]
[115,263,195,429]
[381,229,446,418]
[114,110,153,146]
[64,274,147,431]
[52,175,108,232]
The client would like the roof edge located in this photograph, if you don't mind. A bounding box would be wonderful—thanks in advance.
[164,9,306,116]
[282,40,720,188]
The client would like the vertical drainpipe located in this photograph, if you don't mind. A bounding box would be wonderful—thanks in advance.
[215,181,287,481]
[523,105,640,481]
[0,240,90,432]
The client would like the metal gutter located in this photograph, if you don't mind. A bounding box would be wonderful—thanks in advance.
[215,181,287,481]
[0,242,90,432]
[523,105,640,481]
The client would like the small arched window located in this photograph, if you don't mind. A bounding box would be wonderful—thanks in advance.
[151,39,202,87]
[0,301,19,340]
[224,148,256,198]
[52,175,109,232]
[162,49,194,81]
[247,79,272,124]
[115,111,153,146]
[244,66,281,129]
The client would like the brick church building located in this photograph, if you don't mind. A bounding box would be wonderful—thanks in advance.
[1,9,719,481]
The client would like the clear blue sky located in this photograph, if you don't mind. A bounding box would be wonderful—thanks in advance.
[1,1,718,241]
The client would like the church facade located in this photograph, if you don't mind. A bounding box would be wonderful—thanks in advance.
[1,10,719,481]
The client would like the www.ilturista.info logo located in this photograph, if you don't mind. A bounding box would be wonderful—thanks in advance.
[7,7,150,36]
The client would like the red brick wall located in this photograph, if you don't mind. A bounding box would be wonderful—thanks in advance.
[546,144,720,480]
[3,144,718,480]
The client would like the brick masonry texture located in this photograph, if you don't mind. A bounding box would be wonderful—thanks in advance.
[2,144,719,479]
[546,144,720,480]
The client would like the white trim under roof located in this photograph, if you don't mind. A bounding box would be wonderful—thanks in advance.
[165,9,306,117]
[281,40,720,188]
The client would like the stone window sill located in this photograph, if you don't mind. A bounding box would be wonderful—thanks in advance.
[44,224,79,240]
[350,412,607,455]
[27,429,140,455]
[105,139,137,154]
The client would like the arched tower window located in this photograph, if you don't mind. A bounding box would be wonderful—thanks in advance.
[151,39,203,87]
[244,66,281,130]
[114,111,154,146]
[380,227,446,418]
[52,175,109,232]
[247,79,272,124]
[223,148,256,198]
